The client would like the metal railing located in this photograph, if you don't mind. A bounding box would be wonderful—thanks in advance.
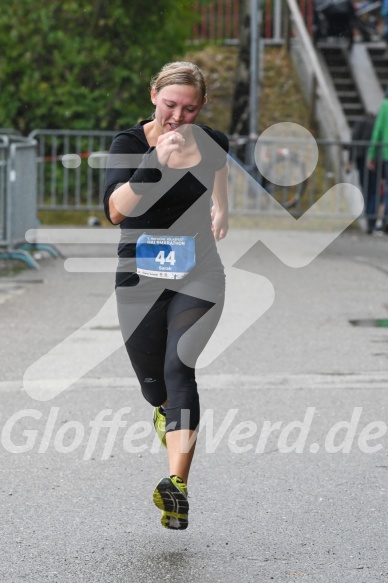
[27,127,388,222]
[228,136,384,221]
[29,129,117,211]
[191,0,313,43]
[191,0,381,44]
[285,0,351,144]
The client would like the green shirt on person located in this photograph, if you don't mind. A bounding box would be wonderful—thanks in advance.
[368,99,388,162]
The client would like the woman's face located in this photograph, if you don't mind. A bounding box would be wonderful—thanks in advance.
[151,84,205,133]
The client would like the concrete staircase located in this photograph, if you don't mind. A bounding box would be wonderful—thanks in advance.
[318,44,364,128]
[367,43,388,93]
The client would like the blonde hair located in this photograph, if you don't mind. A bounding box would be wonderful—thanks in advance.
[151,61,207,102]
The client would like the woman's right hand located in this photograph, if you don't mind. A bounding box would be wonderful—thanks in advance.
[155,131,185,165]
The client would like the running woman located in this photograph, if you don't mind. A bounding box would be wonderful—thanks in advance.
[104,62,229,530]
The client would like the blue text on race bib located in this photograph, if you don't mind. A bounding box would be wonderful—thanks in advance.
[136,234,196,279]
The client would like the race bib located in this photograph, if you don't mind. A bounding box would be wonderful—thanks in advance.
[136,234,196,279]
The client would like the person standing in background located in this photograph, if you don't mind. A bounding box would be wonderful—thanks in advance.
[381,0,388,41]
[348,112,377,233]
[368,88,388,234]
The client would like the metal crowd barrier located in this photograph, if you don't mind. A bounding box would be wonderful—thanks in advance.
[0,133,59,269]
[0,139,8,249]
[227,136,384,221]
[29,129,117,211]
[26,128,388,225]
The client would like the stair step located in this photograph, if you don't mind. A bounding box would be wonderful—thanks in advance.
[347,114,366,124]
[368,47,387,56]
[329,65,348,71]
[370,57,388,65]
[337,91,359,100]
[333,83,355,92]
[318,40,349,50]
[334,77,354,84]
[343,103,364,111]
[326,59,347,67]
[330,68,351,78]
[319,44,344,53]
[322,52,346,60]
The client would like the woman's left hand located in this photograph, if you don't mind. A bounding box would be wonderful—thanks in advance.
[211,206,229,241]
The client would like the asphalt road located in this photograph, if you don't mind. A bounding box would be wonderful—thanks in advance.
[0,227,388,582]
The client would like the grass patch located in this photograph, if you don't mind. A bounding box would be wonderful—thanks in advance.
[38,209,111,227]
[0,259,28,277]
[260,46,315,133]
[184,43,314,134]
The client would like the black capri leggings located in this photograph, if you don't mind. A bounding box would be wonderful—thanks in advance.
[116,282,224,432]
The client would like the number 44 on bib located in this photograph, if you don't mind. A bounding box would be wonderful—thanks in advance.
[156,249,176,266]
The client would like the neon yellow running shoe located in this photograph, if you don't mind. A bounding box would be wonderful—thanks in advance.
[153,475,189,530]
[153,406,167,448]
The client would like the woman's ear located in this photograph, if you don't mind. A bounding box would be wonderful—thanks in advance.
[150,87,157,105]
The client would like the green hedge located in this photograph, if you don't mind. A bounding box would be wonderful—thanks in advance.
[0,0,200,134]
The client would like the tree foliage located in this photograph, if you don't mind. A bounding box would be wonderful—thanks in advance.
[0,0,198,134]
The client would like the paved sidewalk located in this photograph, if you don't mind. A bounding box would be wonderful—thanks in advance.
[0,227,388,582]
